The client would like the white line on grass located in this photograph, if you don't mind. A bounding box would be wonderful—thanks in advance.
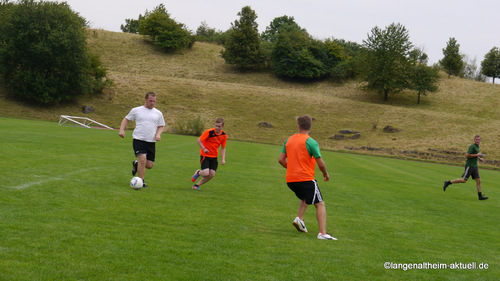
[8,168,99,190]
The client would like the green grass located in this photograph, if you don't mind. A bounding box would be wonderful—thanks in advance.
[1,117,499,280]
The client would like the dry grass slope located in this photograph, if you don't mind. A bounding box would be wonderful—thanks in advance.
[1,29,499,167]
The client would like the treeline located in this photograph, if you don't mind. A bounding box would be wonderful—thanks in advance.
[122,5,499,103]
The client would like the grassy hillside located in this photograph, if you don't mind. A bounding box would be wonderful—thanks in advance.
[1,29,499,166]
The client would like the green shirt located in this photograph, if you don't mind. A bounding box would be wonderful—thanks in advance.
[465,143,480,167]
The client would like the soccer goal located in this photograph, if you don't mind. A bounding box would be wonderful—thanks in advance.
[58,115,113,130]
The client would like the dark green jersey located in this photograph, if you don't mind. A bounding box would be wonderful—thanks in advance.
[465,143,480,167]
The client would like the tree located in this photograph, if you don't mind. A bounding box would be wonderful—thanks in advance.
[463,55,486,82]
[409,64,440,104]
[261,15,302,43]
[195,21,226,44]
[361,23,413,101]
[439,37,464,78]
[120,15,143,33]
[481,47,500,84]
[0,0,106,104]
[221,6,264,68]
[138,4,194,50]
[262,16,342,79]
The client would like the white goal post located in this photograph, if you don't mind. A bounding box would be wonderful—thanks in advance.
[58,115,113,130]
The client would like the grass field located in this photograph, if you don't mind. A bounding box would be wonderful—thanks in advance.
[1,117,498,280]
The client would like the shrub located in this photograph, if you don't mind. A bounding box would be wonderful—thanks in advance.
[174,116,205,136]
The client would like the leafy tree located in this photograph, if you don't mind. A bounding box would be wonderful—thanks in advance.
[361,23,413,101]
[221,6,264,68]
[195,21,226,44]
[138,4,194,50]
[261,15,303,43]
[481,47,500,84]
[439,37,464,78]
[409,64,440,104]
[272,28,328,79]
[463,55,486,82]
[331,39,363,80]
[0,0,106,104]
[264,16,342,79]
[409,47,428,65]
[121,15,143,33]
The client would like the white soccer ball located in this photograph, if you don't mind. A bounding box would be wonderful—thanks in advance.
[130,177,143,190]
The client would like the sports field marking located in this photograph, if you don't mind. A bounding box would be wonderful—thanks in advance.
[8,168,99,190]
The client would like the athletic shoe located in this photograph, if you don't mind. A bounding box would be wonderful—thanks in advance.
[142,182,148,188]
[317,233,337,240]
[191,169,200,182]
[132,160,138,176]
[192,184,200,190]
[479,195,489,200]
[292,217,308,233]
[443,180,450,191]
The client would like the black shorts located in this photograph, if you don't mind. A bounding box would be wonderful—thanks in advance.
[287,180,324,205]
[133,139,156,162]
[462,166,480,180]
[200,156,218,171]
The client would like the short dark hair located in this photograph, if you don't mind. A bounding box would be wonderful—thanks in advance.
[297,115,312,130]
[215,117,225,126]
[145,92,156,99]
[474,135,481,140]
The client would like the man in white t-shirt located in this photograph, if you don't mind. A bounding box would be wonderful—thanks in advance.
[119,92,165,188]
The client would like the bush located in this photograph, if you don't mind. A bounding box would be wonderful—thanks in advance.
[0,0,99,104]
[174,116,205,136]
[138,4,194,51]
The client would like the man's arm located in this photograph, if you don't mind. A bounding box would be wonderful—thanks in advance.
[315,157,330,182]
[155,126,164,141]
[197,137,209,154]
[220,146,226,165]
[278,152,287,168]
[119,118,130,138]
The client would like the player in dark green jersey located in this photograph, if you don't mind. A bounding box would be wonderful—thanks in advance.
[443,135,488,200]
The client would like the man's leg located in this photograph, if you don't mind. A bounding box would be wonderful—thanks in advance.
[297,200,308,220]
[475,178,482,193]
[196,169,215,187]
[315,201,327,235]
[137,154,147,179]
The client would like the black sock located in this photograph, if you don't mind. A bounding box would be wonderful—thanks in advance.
[447,181,452,185]
[478,192,482,198]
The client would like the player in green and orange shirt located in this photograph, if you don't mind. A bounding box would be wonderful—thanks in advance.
[278,115,337,240]
[191,118,227,190]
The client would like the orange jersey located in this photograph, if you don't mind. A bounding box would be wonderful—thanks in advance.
[199,128,227,158]
[282,134,320,182]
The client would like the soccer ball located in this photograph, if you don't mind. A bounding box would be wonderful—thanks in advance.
[130,177,143,190]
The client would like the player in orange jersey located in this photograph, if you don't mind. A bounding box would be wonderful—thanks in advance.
[278,115,336,240]
[191,118,227,190]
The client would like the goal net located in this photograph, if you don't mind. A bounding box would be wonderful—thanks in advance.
[58,115,113,130]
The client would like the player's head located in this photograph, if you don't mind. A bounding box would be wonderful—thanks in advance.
[144,92,157,109]
[215,117,224,133]
[474,135,481,144]
[297,115,312,131]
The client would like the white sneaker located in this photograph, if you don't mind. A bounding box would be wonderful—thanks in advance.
[317,233,337,240]
[292,217,308,233]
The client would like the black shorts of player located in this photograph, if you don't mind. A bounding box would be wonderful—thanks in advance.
[462,166,480,180]
[200,156,218,171]
[287,180,324,205]
[133,139,156,162]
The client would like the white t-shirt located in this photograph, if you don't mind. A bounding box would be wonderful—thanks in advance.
[125,106,165,142]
